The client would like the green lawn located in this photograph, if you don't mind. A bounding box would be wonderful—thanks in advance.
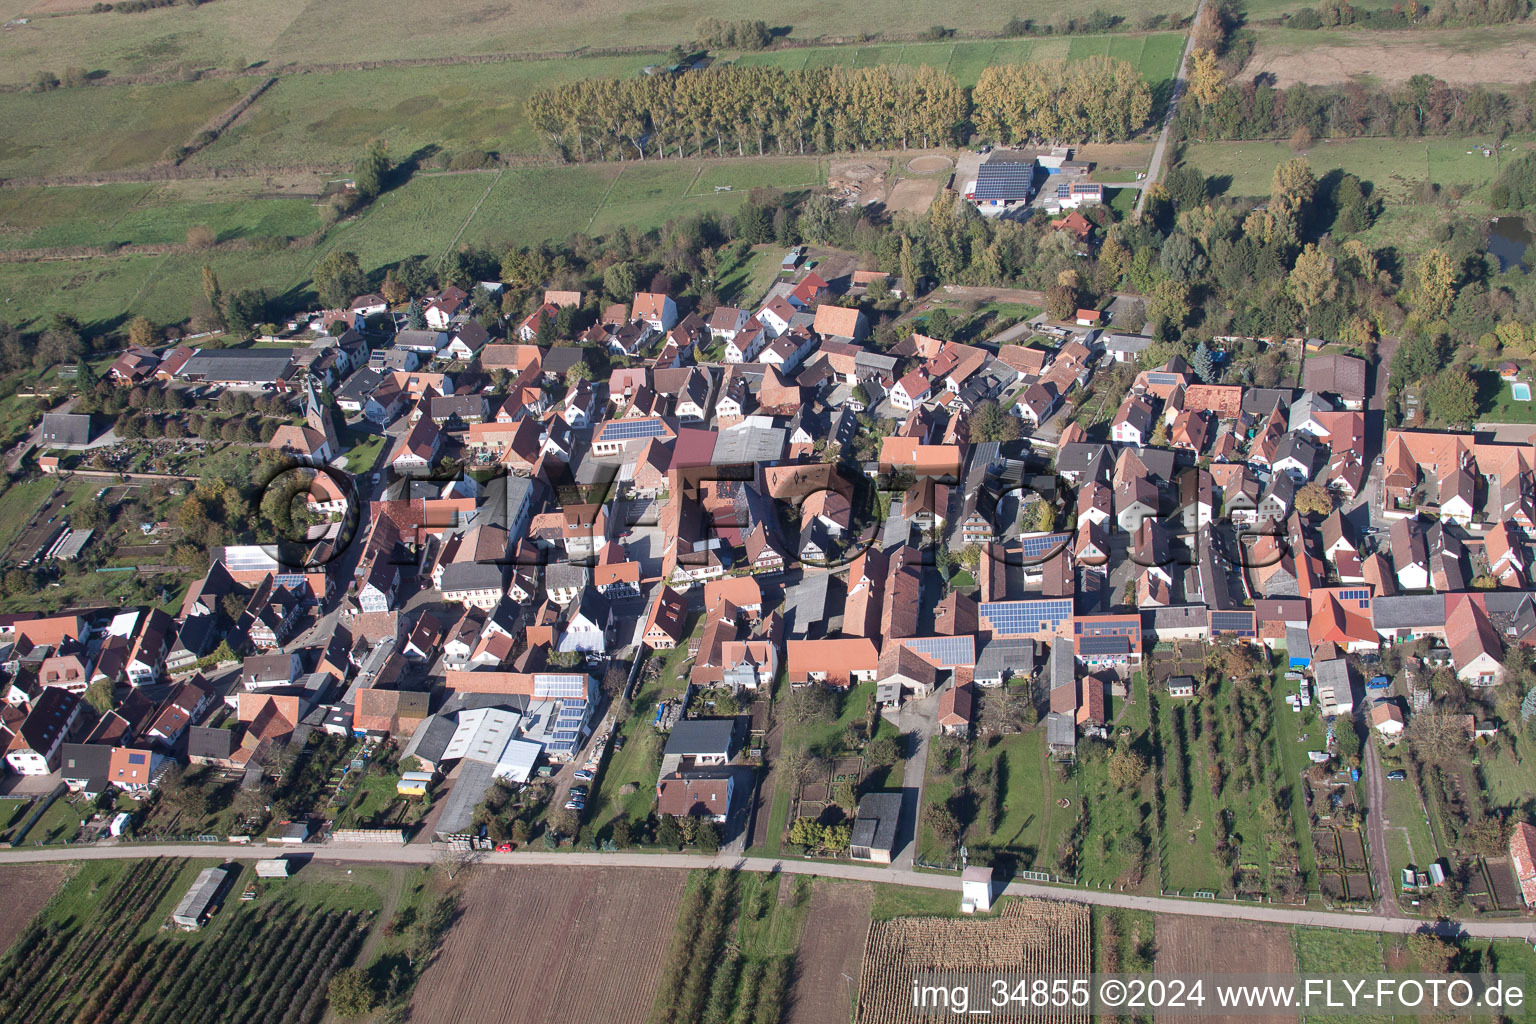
[343,429,388,473]
[1478,739,1536,813]
[714,243,785,308]
[1475,368,1536,425]
[0,476,59,560]
[1270,664,1322,891]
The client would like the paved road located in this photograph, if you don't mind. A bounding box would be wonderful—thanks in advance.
[1,842,1531,938]
[1135,0,1205,218]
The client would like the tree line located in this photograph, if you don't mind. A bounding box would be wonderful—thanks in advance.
[527,57,1152,161]
[1176,73,1536,144]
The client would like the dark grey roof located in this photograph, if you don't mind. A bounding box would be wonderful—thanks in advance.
[1147,604,1209,632]
[663,718,738,757]
[39,412,94,447]
[401,712,458,765]
[1242,388,1293,416]
[1056,443,1113,479]
[1274,432,1327,474]
[178,348,296,383]
[1047,640,1074,689]
[851,792,902,853]
[975,636,1036,683]
[59,742,110,786]
[1135,448,1178,482]
[1045,710,1076,750]
[1285,625,1311,655]
[187,726,236,760]
[1370,594,1447,630]
[433,757,498,838]
[439,562,505,593]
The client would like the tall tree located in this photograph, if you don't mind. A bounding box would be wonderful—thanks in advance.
[313,250,368,310]
[352,140,390,203]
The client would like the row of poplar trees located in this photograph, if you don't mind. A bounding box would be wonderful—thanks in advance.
[526,57,1152,162]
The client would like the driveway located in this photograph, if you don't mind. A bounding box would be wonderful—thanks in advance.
[888,691,941,870]
[1363,736,1405,918]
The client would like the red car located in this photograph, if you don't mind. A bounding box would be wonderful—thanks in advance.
[496,842,513,853]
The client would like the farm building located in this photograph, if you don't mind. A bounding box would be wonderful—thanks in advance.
[850,791,903,864]
[255,858,292,879]
[1510,822,1536,907]
[172,866,230,930]
[967,154,1036,207]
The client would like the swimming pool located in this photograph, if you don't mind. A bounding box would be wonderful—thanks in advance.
[1513,381,1531,401]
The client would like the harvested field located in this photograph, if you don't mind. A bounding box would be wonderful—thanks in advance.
[0,863,66,954]
[1154,915,1294,1024]
[786,882,872,1024]
[856,897,1090,1024]
[410,865,686,1024]
[1244,26,1536,87]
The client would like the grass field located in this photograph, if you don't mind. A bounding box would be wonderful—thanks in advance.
[7,29,1187,181]
[0,0,1197,86]
[733,31,1185,89]
[0,180,321,252]
[0,77,244,179]
[188,56,657,170]
[1179,136,1518,202]
[0,156,822,329]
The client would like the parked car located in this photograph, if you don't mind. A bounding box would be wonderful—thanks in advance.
[573,769,594,781]
[496,842,514,852]
[564,799,585,811]
[1387,770,1407,781]
[570,786,588,797]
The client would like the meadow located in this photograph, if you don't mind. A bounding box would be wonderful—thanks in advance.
[0,156,825,328]
[0,77,244,179]
[1179,136,1519,201]
[0,0,1197,86]
[0,180,321,252]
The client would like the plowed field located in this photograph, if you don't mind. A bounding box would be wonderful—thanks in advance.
[409,865,687,1024]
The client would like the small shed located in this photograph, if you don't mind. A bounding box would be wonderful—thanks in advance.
[397,771,434,796]
[961,866,994,914]
[109,811,132,837]
[1167,675,1196,698]
[255,858,292,879]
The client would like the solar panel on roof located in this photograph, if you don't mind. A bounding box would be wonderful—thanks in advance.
[902,636,975,667]
[1209,611,1256,631]
[598,418,668,441]
[1145,372,1180,385]
[981,599,1073,635]
[1078,635,1130,655]
[1018,532,1072,560]
[972,163,1036,201]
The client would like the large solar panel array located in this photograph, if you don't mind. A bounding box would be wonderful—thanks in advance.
[972,163,1036,201]
[223,546,279,572]
[1019,532,1073,560]
[597,418,668,442]
[1144,372,1182,386]
[981,599,1073,635]
[1078,635,1130,656]
[901,635,975,667]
